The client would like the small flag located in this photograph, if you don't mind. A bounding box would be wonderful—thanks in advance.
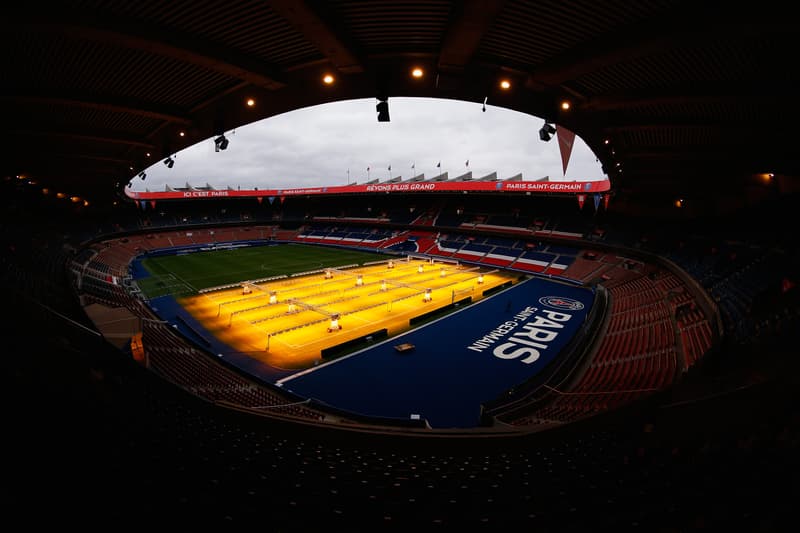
[782,278,796,293]
[367,166,370,172]
[257,197,263,204]
[411,162,415,169]
[603,193,611,210]
[388,165,391,171]
[150,200,156,209]
[465,160,469,167]
[436,161,441,168]
[593,193,601,211]
[576,194,586,209]
[268,196,275,205]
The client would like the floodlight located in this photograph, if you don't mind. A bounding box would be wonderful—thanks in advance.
[539,122,556,142]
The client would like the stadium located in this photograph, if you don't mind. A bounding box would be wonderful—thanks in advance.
[4,2,799,530]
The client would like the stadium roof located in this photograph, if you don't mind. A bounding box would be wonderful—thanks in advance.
[2,1,798,204]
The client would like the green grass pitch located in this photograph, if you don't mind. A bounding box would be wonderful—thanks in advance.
[137,243,389,298]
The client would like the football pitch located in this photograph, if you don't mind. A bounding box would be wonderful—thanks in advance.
[131,242,596,427]
[137,243,387,298]
[133,243,518,369]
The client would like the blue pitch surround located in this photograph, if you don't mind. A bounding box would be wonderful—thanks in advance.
[279,277,595,428]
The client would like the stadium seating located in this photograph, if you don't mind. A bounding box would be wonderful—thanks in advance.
[3,180,799,531]
[67,207,722,434]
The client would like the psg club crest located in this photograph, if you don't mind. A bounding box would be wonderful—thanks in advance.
[539,296,584,311]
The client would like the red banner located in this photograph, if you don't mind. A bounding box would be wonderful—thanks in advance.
[126,178,611,201]
[576,193,586,209]
[556,126,576,176]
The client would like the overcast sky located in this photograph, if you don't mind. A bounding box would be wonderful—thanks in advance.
[129,97,606,192]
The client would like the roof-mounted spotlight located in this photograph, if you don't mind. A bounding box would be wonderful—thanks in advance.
[163,156,174,168]
[214,134,229,152]
[138,171,146,180]
[539,122,556,142]
[376,96,390,122]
